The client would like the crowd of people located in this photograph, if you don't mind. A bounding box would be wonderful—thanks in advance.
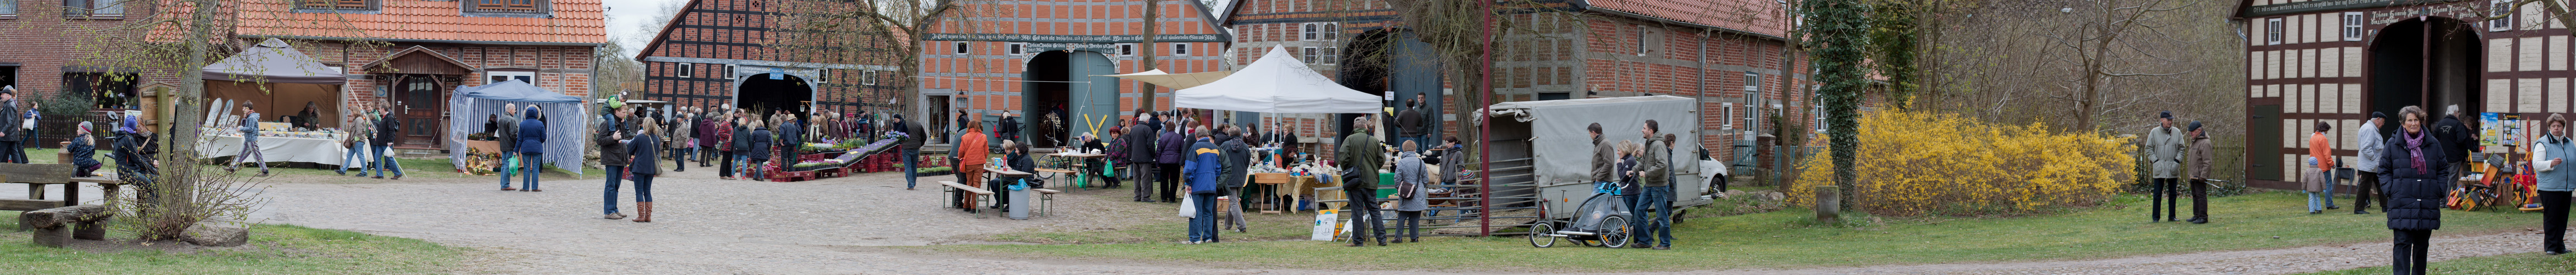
[565,102,909,223]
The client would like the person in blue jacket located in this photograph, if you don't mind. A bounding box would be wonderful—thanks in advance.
[516,106,547,191]
[1181,128,1221,244]
[625,120,662,223]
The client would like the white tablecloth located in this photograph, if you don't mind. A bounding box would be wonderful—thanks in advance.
[197,135,353,164]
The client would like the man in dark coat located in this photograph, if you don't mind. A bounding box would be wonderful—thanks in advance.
[374,103,405,179]
[496,104,520,189]
[997,113,1020,144]
[1156,120,1189,203]
[899,114,927,190]
[1339,116,1386,247]
[779,115,804,161]
[1126,112,1161,202]
[698,110,719,167]
[1395,97,1426,149]
[2380,106,2452,275]
[1217,126,1252,233]
[596,106,634,195]
[2433,105,2475,177]
[0,89,24,163]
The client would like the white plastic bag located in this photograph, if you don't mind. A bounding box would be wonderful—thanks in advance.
[1177,195,1197,217]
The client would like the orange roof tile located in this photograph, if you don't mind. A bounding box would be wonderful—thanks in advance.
[1587,0,1788,38]
[233,0,606,45]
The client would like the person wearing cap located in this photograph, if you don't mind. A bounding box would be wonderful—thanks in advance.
[2186,121,2213,223]
[2144,111,2186,222]
[2355,112,2389,214]
[68,122,99,177]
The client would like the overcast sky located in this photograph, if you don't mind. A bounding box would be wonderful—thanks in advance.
[604,0,689,58]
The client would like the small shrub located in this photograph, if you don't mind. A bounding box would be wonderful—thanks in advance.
[1787,111,2135,216]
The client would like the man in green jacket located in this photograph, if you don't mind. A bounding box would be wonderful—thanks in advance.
[1339,116,1385,247]
[1630,120,1671,250]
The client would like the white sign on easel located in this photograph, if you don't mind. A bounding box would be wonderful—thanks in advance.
[1311,209,1339,241]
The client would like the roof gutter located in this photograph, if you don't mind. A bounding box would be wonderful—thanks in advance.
[240,35,609,48]
[1580,6,1788,42]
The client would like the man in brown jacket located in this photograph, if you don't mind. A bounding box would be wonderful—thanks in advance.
[1590,123,1616,186]
[2186,121,2213,224]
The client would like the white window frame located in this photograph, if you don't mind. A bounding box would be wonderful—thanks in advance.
[488,70,536,85]
[723,64,738,79]
[1006,42,1025,55]
[1636,25,1651,56]
[815,68,829,83]
[1744,72,1762,92]
[1302,46,1319,65]
[1323,46,1339,65]
[1118,43,1135,57]
[2491,0,2515,32]
[1302,23,1319,41]
[953,41,970,55]
[859,70,878,86]
[2266,18,2285,45]
[2342,12,2366,41]
[1174,43,1190,56]
[1722,102,1736,130]
[675,63,694,78]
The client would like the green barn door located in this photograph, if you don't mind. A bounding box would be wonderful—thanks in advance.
[2247,105,2281,181]
[1069,51,1121,140]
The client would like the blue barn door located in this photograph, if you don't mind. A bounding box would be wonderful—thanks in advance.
[1390,32,1444,147]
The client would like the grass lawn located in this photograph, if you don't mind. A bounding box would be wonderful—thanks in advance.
[2302,252,2576,274]
[929,190,2550,272]
[0,211,468,273]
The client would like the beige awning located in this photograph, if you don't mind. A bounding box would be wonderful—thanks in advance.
[1098,69,1232,90]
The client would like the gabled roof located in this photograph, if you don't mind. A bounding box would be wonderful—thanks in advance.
[364,46,478,74]
[635,0,911,61]
[234,0,607,46]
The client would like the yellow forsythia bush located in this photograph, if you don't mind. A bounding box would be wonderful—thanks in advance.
[1786,111,2137,216]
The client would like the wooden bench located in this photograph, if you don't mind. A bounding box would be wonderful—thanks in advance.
[939,181,995,218]
[1032,168,1077,193]
[2,163,77,213]
[19,204,108,248]
[1031,188,1061,218]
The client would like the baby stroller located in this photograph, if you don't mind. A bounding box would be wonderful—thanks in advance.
[1529,182,1636,248]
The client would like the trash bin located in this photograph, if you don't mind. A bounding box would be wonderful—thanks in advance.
[1008,186,1033,219]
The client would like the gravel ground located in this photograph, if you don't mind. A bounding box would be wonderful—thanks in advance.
[228,164,2564,274]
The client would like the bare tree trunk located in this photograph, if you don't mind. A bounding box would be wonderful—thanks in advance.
[1138,1,1160,112]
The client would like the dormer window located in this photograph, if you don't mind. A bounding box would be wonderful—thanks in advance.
[301,0,376,10]
[464,0,550,17]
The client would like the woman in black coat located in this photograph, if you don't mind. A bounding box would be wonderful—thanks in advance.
[2377,106,2450,275]
[747,119,774,181]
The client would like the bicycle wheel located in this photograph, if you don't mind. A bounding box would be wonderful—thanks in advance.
[1527,222,1557,248]
[1601,216,1631,249]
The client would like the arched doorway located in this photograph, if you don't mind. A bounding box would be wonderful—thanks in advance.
[2367,17,2482,134]
[1021,50,1120,148]
[737,73,815,119]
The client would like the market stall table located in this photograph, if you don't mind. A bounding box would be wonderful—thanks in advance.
[195,131,348,165]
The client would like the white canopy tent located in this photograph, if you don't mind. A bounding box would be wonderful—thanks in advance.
[1172,46,1378,114]
[1101,69,1232,90]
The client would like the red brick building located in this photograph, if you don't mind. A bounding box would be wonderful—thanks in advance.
[0,0,154,145]
[227,0,608,150]
[1220,0,1810,166]
[917,0,1230,148]
[634,0,905,119]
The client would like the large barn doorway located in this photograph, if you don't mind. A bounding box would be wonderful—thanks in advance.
[2368,18,2483,134]
[1022,50,1119,148]
[1339,29,1442,146]
[737,73,815,120]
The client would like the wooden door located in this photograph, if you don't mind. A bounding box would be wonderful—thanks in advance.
[399,76,445,147]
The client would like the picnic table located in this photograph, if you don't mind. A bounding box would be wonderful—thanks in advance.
[1041,152,1103,190]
